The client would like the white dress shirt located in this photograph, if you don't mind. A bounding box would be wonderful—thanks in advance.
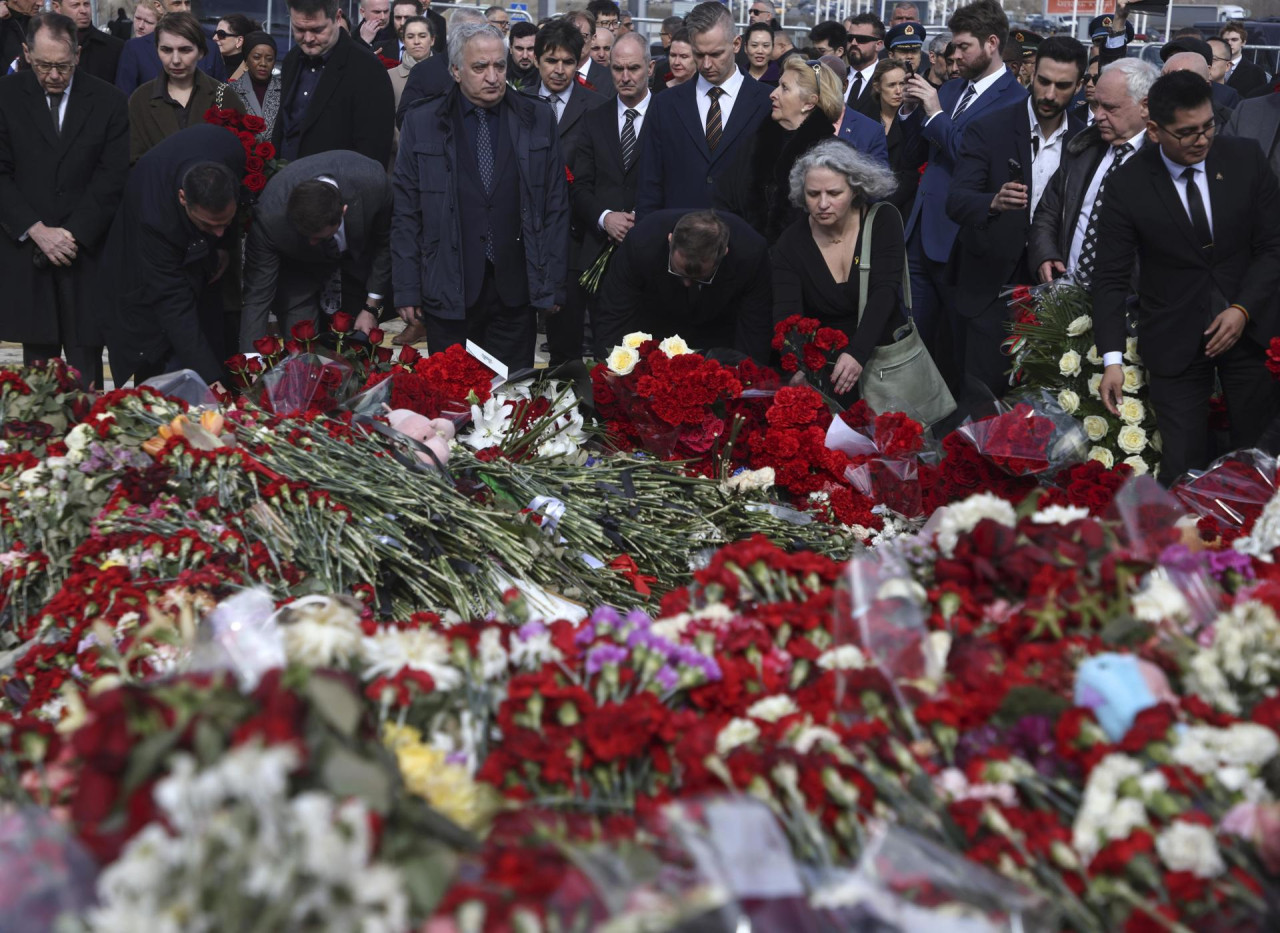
[850,60,877,101]
[538,80,572,123]
[1069,130,1145,273]
[317,175,381,301]
[598,91,651,230]
[1028,97,1070,217]
[1159,147,1213,237]
[695,68,745,137]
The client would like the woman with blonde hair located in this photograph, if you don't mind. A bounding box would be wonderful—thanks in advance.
[713,57,844,244]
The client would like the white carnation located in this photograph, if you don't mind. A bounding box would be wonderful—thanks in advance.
[716,717,760,757]
[361,626,463,689]
[279,596,364,669]
[1032,505,1090,525]
[934,492,1017,558]
[746,695,800,722]
[817,644,867,670]
[1156,822,1225,878]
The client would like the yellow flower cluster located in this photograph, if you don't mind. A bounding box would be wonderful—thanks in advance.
[382,723,484,830]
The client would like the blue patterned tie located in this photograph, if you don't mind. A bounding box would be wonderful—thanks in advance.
[475,107,495,261]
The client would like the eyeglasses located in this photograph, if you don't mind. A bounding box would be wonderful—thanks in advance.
[749,8,774,16]
[1158,120,1216,144]
[30,59,74,74]
[668,243,721,286]
[1213,56,1232,63]
[848,34,880,44]
[213,29,239,39]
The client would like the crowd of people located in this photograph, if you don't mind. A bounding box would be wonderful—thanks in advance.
[0,0,1278,482]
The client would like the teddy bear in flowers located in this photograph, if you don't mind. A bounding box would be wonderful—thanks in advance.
[385,409,454,467]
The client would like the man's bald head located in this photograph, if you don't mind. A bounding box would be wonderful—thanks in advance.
[1163,50,1210,81]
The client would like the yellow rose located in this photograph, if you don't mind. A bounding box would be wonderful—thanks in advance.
[1059,349,1082,377]
[1066,315,1092,337]
[1117,397,1145,425]
[658,335,690,356]
[1123,455,1149,476]
[1089,446,1115,468]
[607,345,639,375]
[1083,415,1108,441]
[1058,389,1080,415]
[1117,424,1147,455]
[622,332,651,349]
[1122,365,1144,393]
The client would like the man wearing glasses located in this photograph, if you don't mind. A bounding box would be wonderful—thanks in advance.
[1093,71,1280,484]
[843,12,884,119]
[593,209,772,364]
[0,11,128,389]
[484,6,509,35]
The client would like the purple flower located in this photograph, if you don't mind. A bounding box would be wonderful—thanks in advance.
[585,643,629,675]
[624,609,652,629]
[517,620,548,642]
[1207,549,1254,582]
[590,605,622,631]
[574,622,597,647]
[655,666,679,690]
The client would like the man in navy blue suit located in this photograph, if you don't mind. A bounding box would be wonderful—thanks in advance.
[633,2,771,216]
[898,0,1027,356]
[946,36,1087,401]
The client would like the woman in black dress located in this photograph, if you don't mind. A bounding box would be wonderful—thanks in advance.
[772,139,906,398]
[870,60,927,217]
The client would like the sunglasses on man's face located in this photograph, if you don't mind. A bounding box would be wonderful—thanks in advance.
[848,34,879,44]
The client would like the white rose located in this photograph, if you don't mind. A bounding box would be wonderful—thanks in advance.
[1058,389,1080,415]
[1083,415,1108,441]
[658,335,690,356]
[1117,424,1148,455]
[1123,455,1149,476]
[1059,349,1082,377]
[1122,365,1145,393]
[1066,315,1092,337]
[1156,822,1225,878]
[715,717,760,757]
[1124,337,1141,364]
[1117,397,1145,425]
[1088,446,1115,468]
[607,345,639,375]
[1086,344,1102,366]
[621,332,652,349]
[1087,373,1103,398]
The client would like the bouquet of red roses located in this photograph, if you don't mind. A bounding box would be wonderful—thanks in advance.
[203,107,285,197]
[771,314,849,396]
[956,395,1088,478]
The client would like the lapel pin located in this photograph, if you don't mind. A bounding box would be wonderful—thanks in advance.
[1215,172,1223,180]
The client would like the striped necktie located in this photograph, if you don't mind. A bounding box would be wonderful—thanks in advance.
[705,86,724,151]
[621,107,639,171]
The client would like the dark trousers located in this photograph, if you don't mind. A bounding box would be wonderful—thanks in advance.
[957,297,1014,407]
[547,278,589,366]
[24,267,102,390]
[423,263,535,371]
[1149,338,1278,485]
[906,228,949,350]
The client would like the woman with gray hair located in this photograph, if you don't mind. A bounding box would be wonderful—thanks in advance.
[771,138,906,398]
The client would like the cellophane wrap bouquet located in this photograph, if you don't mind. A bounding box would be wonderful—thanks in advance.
[1006,277,1161,477]
[954,390,1088,478]
[1174,449,1277,535]
[832,402,938,519]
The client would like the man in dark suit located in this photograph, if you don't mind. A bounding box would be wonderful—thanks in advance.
[565,9,614,97]
[421,0,446,57]
[1094,72,1280,484]
[0,12,128,389]
[241,152,392,350]
[396,6,485,126]
[1225,89,1280,180]
[373,0,422,62]
[115,0,226,94]
[593,209,772,363]
[634,2,771,216]
[354,0,395,50]
[1028,58,1158,286]
[51,0,123,83]
[0,0,40,74]
[844,12,885,119]
[528,18,606,365]
[275,0,394,167]
[947,36,1087,400]
[98,124,246,388]
[1221,21,1269,98]
[1161,37,1240,111]
[507,21,539,91]
[899,0,1027,349]
[392,21,568,371]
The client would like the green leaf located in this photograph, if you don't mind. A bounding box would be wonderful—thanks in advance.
[321,745,393,813]
[993,685,1071,728]
[305,674,362,738]
[120,727,182,797]
[399,847,460,915]
[193,718,226,767]
[1099,613,1153,647]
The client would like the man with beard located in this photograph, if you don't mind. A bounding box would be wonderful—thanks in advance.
[508,21,539,90]
[946,35,1086,400]
[844,12,885,119]
[898,0,1026,361]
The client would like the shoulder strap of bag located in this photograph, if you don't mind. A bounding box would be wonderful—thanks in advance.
[856,201,912,327]
[215,82,226,108]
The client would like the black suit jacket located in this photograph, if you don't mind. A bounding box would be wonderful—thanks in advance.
[1093,138,1280,377]
[0,70,129,345]
[571,95,646,268]
[78,29,125,85]
[98,125,247,385]
[425,8,447,56]
[584,60,615,97]
[947,102,1084,317]
[594,208,772,363]
[274,30,395,167]
[241,151,393,349]
[1228,60,1269,98]
[847,69,881,120]
[396,53,451,127]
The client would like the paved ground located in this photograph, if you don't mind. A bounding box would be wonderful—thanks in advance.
[0,317,551,390]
